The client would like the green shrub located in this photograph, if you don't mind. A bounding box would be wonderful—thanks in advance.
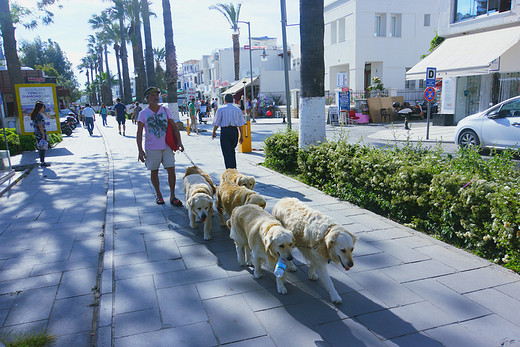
[262,131,520,273]
[0,128,62,155]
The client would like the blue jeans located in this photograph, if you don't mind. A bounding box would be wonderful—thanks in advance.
[85,117,94,135]
[101,115,107,126]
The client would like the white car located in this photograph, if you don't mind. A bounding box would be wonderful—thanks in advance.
[455,96,520,149]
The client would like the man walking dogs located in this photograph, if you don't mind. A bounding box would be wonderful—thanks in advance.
[137,87,184,206]
[212,93,246,169]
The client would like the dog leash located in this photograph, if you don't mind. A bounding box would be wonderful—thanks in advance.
[181,150,196,166]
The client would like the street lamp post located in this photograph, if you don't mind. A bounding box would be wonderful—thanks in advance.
[280,0,291,129]
[237,20,254,121]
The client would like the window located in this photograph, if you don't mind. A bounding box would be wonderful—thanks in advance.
[375,14,386,37]
[338,17,346,42]
[390,14,401,37]
[424,14,431,26]
[331,21,337,44]
[454,0,511,22]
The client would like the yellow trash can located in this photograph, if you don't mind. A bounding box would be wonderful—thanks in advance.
[239,120,251,153]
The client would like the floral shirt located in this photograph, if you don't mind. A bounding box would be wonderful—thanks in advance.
[137,106,172,150]
[33,113,46,142]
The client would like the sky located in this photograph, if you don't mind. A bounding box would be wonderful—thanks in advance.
[13,0,301,87]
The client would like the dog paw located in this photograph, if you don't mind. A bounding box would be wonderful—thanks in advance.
[253,271,262,279]
[190,222,197,229]
[308,272,319,281]
[277,286,288,295]
[203,233,212,241]
[330,293,343,304]
[287,261,297,272]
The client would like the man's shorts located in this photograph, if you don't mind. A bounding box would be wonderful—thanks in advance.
[145,149,175,171]
[117,116,126,125]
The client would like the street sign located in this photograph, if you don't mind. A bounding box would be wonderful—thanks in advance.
[426,67,436,87]
[187,87,196,100]
[424,87,436,102]
[336,73,348,88]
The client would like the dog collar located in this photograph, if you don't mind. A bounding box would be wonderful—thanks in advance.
[263,222,280,237]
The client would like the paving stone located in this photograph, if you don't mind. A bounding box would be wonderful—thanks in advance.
[416,244,490,271]
[154,265,229,289]
[204,294,266,345]
[316,318,385,346]
[4,286,57,326]
[68,238,102,260]
[145,238,181,262]
[436,267,519,294]
[425,314,520,347]
[380,259,457,283]
[0,320,47,339]
[348,252,402,273]
[386,332,444,347]
[115,259,185,280]
[113,252,148,267]
[357,228,414,242]
[157,284,207,326]
[2,251,70,270]
[351,239,383,257]
[335,289,388,319]
[404,278,491,321]
[255,305,326,346]
[114,322,217,347]
[179,244,219,268]
[114,275,157,314]
[196,274,275,300]
[142,229,178,241]
[464,288,520,326]
[349,270,423,307]
[0,308,8,326]
[212,249,251,277]
[0,273,61,295]
[0,294,14,310]
[369,239,431,263]
[114,308,162,338]
[57,267,97,299]
[48,294,94,336]
[139,211,166,226]
[51,331,92,347]
[496,281,520,301]
[113,235,146,256]
[242,283,325,312]
[224,336,277,347]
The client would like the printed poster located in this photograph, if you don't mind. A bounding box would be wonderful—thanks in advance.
[15,84,60,135]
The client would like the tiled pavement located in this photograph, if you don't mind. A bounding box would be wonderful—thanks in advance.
[1,117,519,346]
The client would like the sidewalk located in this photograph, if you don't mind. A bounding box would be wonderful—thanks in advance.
[1,117,519,346]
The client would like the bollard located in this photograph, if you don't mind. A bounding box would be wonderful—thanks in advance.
[404,117,410,130]
[239,120,252,153]
[186,117,190,135]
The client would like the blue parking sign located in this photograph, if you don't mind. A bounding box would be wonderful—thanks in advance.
[426,67,436,87]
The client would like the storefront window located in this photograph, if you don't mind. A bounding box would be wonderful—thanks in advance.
[454,0,511,22]
[499,72,520,102]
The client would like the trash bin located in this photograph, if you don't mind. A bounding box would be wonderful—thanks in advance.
[433,114,454,126]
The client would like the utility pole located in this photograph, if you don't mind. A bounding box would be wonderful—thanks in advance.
[280,0,291,129]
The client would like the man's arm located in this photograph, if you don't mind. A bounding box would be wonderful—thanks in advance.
[136,122,146,162]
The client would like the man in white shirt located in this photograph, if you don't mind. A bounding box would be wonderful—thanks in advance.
[81,103,96,136]
[212,94,246,169]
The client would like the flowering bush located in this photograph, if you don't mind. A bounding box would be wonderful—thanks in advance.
[263,132,520,273]
[367,76,384,91]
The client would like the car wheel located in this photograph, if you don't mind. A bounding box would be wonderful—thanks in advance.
[458,129,480,147]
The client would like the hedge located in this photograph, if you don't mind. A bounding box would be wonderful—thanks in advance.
[263,129,520,273]
[0,128,62,156]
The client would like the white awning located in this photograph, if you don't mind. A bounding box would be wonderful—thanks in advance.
[222,77,259,95]
[406,26,520,80]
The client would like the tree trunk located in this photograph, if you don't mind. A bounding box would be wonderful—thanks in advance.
[0,0,23,107]
[118,13,132,104]
[132,0,146,101]
[141,0,155,86]
[104,44,113,105]
[299,0,325,149]
[162,0,179,121]
[114,43,123,100]
[232,33,240,81]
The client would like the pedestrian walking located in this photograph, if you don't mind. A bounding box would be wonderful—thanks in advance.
[212,93,246,169]
[30,100,50,167]
[82,103,96,136]
[114,98,127,136]
[188,98,198,134]
[100,103,108,126]
[137,86,184,206]
[132,102,142,125]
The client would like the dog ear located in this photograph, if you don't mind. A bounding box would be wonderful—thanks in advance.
[263,229,273,254]
[186,197,193,209]
[226,219,232,229]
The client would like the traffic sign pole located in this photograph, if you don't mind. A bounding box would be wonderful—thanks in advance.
[427,101,431,140]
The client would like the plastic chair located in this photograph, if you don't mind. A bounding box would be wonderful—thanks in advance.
[348,110,359,125]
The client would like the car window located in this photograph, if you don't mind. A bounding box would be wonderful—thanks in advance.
[499,100,520,118]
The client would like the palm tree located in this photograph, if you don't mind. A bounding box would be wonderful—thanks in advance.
[127,0,146,101]
[161,0,179,118]
[141,0,155,86]
[89,11,114,105]
[105,0,132,104]
[299,0,326,148]
[153,47,166,91]
[209,2,241,81]
[106,22,124,100]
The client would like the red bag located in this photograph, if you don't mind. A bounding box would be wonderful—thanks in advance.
[165,120,179,151]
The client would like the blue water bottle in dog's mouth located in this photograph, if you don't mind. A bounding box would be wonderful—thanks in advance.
[274,257,287,277]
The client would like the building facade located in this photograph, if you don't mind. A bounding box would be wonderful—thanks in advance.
[324,0,438,94]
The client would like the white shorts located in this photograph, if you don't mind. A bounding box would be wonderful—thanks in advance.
[145,149,175,170]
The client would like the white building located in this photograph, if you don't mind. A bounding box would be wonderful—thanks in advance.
[407,0,520,122]
[324,0,438,93]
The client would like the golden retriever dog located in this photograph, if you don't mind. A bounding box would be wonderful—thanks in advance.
[272,198,358,304]
[184,165,216,195]
[216,181,266,225]
[221,168,256,190]
[183,166,215,241]
[227,204,294,294]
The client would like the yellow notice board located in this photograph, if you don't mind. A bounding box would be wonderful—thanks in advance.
[15,84,61,135]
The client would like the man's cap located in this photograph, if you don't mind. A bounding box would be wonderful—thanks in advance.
[144,87,161,98]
